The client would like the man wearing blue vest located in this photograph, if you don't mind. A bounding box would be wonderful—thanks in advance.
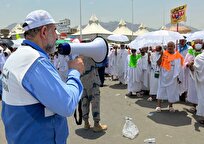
[178,38,189,58]
[1,10,84,144]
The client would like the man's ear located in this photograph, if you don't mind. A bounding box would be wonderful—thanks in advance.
[40,26,48,39]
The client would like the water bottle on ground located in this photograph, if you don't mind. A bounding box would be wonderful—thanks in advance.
[144,138,156,144]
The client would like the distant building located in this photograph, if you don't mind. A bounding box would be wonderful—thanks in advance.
[0,29,10,38]
[10,24,24,39]
[69,28,77,35]
[57,18,71,33]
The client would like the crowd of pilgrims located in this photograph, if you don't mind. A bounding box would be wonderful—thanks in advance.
[103,38,204,124]
[1,37,204,124]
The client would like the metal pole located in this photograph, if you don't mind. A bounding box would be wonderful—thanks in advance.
[176,23,179,51]
[80,0,82,40]
[131,0,134,40]
[163,3,165,26]
[177,23,179,32]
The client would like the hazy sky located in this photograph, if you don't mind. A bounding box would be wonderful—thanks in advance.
[0,0,203,29]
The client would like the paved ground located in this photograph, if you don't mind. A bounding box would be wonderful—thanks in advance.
[0,78,204,143]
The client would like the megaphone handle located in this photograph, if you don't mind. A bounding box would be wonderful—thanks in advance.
[68,54,79,60]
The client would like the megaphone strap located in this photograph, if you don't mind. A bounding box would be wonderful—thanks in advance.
[74,100,82,125]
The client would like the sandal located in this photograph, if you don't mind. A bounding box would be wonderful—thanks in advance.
[198,120,204,125]
[140,91,144,95]
[147,97,153,101]
[169,107,175,112]
[126,92,133,97]
[155,107,161,112]
[136,92,143,97]
[189,107,196,113]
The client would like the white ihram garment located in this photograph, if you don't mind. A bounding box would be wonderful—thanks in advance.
[157,59,181,103]
[190,52,204,116]
[125,55,142,93]
[138,54,149,90]
[108,50,118,76]
[117,49,128,84]
[149,52,161,95]
[178,48,189,95]
[184,53,198,104]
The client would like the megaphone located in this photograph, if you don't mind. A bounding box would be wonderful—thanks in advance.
[57,37,109,63]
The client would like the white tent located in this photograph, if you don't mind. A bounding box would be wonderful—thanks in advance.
[113,19,133,36]
[72,15,113,37]
[134,23,149,36]
[10,24,24,35]
[160,26,167,30]
[10,24,25,39]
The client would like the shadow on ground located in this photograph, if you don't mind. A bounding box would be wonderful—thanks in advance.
[186,111,204,132]
[147,110,192,127]
[194,122,204,132]
[75,128,105,139]
[135,99,169,109]
[109,83,127,90]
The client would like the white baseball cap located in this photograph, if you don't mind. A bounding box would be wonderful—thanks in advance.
[23,10,56,31]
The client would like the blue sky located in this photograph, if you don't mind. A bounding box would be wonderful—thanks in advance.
[0,0,203,29]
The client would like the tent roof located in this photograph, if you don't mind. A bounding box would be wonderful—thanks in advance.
[166,25,191,34]
[134,29,149,36]
[113,19,133,36]
[72,15,113,35]
[89,15,99,24]
[118,19,126,27]
[160,26,167,30]
[138,23,146,29]
[10,24,24,35]
[134,23,149,36]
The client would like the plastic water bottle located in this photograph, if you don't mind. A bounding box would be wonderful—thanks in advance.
[144,138,156,144]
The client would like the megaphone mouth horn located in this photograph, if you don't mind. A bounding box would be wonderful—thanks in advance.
[58,36,109,63]
[92,36,109,63]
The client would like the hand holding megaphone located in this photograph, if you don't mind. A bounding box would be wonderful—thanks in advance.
[57,37,109,63]
[68,56,84,74]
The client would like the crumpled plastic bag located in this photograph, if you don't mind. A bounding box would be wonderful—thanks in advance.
[122,117,139,139]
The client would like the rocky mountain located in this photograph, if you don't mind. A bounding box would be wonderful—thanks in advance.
[4,21,199,33]
[100,21,156,32]
[74,21,200,33]
[73,21,156,32]
[5,23,19,31]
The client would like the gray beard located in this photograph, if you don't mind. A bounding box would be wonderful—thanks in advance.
[45,44,56,54]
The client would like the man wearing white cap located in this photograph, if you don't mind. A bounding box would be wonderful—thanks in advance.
[1,10,84,144]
